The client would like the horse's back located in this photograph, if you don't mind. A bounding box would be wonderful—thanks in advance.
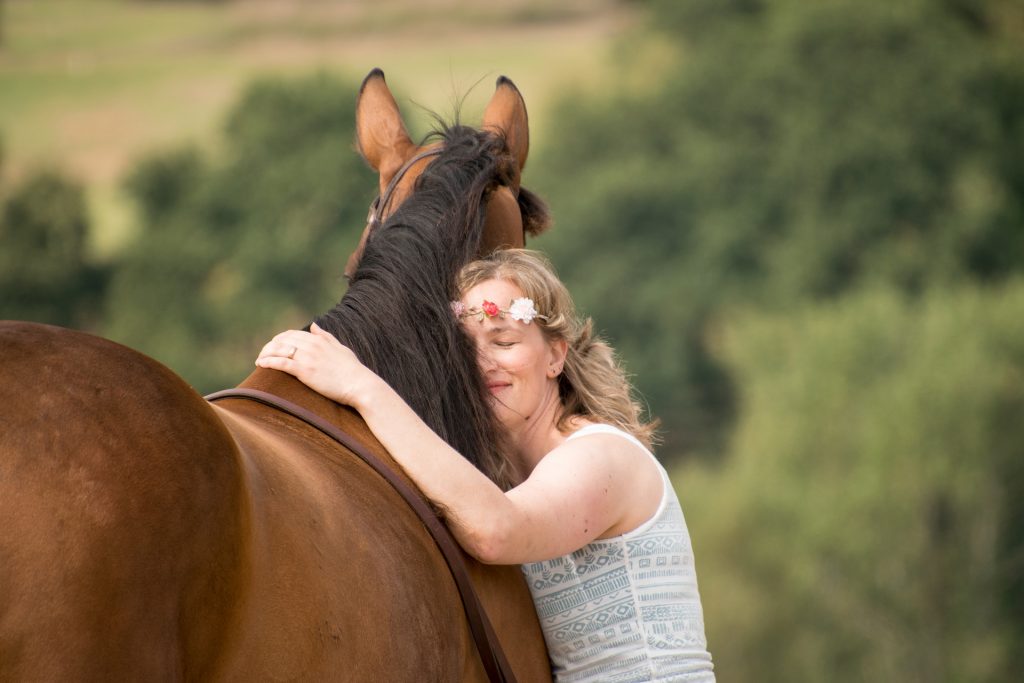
[207,399,479,680]
[207,392,552,682]
[0,322,247,681]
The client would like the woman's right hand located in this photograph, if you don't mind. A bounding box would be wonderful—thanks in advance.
[255,323,383,409]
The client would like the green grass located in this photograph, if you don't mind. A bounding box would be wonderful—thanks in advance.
[1,0,635,257]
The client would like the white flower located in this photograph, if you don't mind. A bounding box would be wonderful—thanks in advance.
[507,297,539,324]
[450,300,466,317]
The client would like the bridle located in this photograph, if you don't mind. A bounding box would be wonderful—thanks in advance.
[363,142,528,246]
[366,147,445,229]
[347,136,531,280]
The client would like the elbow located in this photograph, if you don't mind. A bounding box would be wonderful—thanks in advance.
[462,515,514,565]
[471,541,507,566]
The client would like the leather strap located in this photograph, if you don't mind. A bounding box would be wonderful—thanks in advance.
[367,147,444,228]
[205,387,517,683]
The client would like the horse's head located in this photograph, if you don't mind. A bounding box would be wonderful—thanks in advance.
[344,68,548,280]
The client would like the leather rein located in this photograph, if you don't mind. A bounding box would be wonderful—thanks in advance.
[205,387,518,683]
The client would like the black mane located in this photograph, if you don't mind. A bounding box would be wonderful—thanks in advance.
[315,125,515,479]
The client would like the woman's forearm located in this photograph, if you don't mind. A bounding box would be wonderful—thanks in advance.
[354,376,518,563]
[254,325,523,562]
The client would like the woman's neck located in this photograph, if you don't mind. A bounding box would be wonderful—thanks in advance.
[505,378,571,478]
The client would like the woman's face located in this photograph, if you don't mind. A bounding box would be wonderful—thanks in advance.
[459,278,565,429]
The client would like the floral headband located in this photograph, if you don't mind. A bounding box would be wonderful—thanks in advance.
[450,297,547,324]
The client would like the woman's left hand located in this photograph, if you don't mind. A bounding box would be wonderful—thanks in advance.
[255,323,379,408]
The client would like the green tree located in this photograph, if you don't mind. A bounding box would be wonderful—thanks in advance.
[533,0,1024,458]
[104,72,375,391]
[0,170,107,329]
[678,282,1024,682]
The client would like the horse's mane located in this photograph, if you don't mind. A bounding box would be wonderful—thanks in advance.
[314,125,519,485]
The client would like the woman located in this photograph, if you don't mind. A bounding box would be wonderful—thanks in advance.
[256,249,715,682]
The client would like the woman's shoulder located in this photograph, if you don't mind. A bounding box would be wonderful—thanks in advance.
[553,421,667,540]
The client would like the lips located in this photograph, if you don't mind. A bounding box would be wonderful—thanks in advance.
[486,381,511,394]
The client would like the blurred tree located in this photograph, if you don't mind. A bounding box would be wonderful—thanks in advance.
[104,72,375,392]
[678,282,1024,682]
[0,170,107,329]
[533,0,1024,459]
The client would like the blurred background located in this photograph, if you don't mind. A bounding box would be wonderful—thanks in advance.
[2,0,1023,679]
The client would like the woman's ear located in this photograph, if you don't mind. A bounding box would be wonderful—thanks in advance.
[548,338,568,378]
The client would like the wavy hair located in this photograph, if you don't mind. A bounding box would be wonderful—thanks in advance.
[457,249,658,453]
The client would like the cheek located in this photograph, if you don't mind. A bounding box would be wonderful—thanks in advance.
[479,346,526,373]
[506,347,547,377]
[496,354,529,373]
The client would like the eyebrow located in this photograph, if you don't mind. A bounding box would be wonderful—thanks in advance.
[484,322,520,335]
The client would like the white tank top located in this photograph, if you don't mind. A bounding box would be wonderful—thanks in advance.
[520,424,715,682]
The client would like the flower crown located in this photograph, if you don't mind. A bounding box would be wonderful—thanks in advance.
[450,297,547,324]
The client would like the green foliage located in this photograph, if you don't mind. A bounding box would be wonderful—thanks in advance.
[0,170,107,328]
[677,282,1024,682]
[104,72,375,392]
[534,0,1024,458]
[123,146,205,228]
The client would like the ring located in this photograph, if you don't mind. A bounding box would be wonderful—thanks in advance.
[285,345,297,359]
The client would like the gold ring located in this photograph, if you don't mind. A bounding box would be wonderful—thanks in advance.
[286,345,296,359]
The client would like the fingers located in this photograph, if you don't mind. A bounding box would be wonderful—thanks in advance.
[255,354,296,372]
[311,322,340,345]
[258,338,299,361]
[254,325,369,406]
[255,327,352,372]
[256,330,309,369]
[268,342,297,359]
[272,329,309,346]
[311,322,332,341]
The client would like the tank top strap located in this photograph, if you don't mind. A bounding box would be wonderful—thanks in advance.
[565,423,658,464]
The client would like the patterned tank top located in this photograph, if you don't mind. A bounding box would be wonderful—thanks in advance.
[520,424,715,682]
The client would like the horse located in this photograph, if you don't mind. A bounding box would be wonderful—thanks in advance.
[0,69,553,682]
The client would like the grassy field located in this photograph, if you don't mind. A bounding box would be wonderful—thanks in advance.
[1,0,637,256]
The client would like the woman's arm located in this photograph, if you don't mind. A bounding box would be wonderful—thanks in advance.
[256,325,659,564]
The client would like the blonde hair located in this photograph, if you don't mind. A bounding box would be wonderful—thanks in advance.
[457,249,658,455]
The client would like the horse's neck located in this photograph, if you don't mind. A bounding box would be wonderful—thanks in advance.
[236,368,381,447]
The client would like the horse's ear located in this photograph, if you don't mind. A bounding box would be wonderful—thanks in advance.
[482,76,529,182]
[356,68,414,176]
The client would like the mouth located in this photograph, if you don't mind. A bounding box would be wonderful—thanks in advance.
[486,382,511,394]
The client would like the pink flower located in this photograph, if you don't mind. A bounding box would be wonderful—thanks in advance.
[481,300,500,317]
[450,300,466,317]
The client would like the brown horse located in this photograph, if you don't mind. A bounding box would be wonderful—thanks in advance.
[0,70,552,682]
